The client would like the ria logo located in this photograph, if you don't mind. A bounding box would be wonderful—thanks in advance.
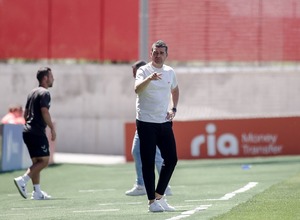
[191,123,239,157]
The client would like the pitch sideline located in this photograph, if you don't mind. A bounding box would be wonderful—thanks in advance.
[169,182,259,220]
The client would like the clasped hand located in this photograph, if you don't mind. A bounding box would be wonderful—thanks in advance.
[166,110,176,121]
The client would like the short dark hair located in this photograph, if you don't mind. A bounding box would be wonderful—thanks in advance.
[36,67,51,82]
[132,60,146,69]
[152,40,168,54]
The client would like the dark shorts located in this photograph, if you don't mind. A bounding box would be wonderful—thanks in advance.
[23,132,50,158]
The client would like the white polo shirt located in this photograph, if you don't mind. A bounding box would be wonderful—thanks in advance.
[135,63,178,123]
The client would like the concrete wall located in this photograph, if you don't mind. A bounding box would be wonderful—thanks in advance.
[1,63,300,155]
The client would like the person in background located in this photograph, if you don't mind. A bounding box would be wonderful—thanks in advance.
[13,67,56,200]
[1,104,25,125]
[134,40,179,212]
[125,60,172,196]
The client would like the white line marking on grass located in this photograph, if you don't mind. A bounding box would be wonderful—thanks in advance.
[165,205,212,220]
[208,182,258,201]
[185,182,258,202]
[177,182,258,219]
[0,214,25,217]
[171,185,186,188]
[79,189,115,193]
[7,194,21,197]
[99,202,142,206]
[175,205,196,209]
[11,206,56,210]
[73,209,119,213]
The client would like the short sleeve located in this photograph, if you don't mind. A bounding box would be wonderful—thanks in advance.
[40,91,51,109]
[171,70,178,90]
[135,67,145,82]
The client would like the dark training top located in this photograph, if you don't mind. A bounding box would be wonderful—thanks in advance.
[23,86,51,136]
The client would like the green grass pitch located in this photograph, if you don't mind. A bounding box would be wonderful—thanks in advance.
[0,156,300,220]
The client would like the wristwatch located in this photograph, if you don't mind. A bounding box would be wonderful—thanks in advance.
[171,107,177,113]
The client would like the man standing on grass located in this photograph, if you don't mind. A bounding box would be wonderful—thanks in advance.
[135,40,179,212]
[126,60,172,196]
[14,67,56,200]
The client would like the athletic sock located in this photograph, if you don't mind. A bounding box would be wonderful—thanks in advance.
[33,184,42,193]
[22,174,31,183]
